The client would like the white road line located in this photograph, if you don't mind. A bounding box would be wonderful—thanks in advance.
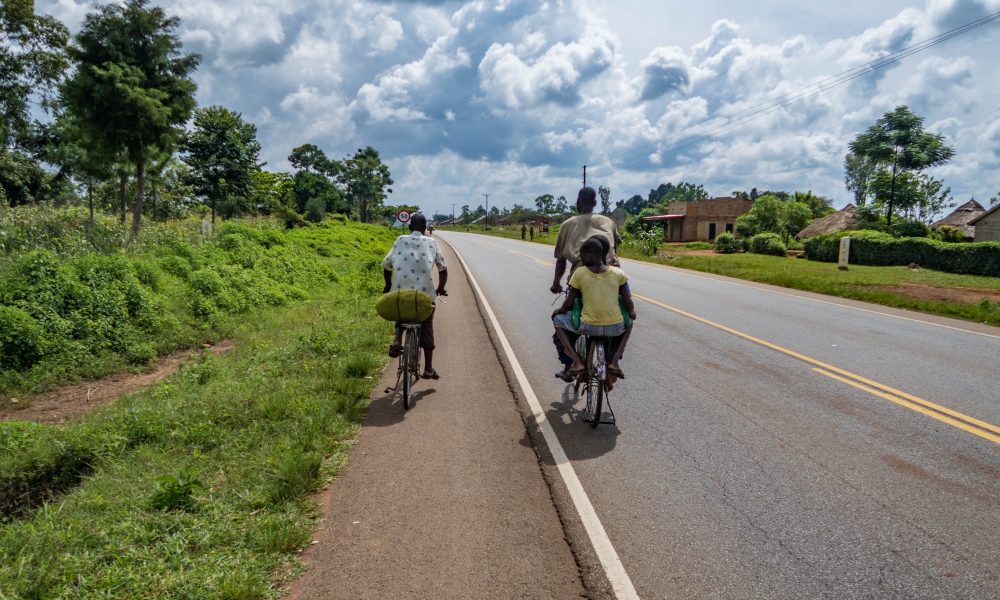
[443,236,641,600]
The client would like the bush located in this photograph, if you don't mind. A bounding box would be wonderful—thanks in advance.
[889,220,930,238]
[624,228,663,256]
[304,197,326,223]
[0,306,44,370]
[749,232,787,256]
[714,232,741,254]
[933,225,965,243]
[803,230,1000,276]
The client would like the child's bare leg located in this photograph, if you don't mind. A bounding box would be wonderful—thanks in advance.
[554,326,584,371]
[607,326,632,371]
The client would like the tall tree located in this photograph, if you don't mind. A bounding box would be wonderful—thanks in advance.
[61,0,199,244]
[598,185,611,214]
[181,105,261,223]
[792,190,834,219]
[843,152,876,206]
[848,105,954,227]
[534,193,554,213]
[1,0,68,150]
[338,146,392,222]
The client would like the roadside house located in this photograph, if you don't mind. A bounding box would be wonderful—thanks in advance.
[932,199,985,241]
[641,197,751,242]
[796,204,859,239]
[968,203,1000,242]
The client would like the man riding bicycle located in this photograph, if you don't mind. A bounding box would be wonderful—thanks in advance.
[549,187,624,381]
[382,213,448,379]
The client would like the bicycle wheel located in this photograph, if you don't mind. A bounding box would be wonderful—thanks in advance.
[590,339,606,428]
[402,327,420,410]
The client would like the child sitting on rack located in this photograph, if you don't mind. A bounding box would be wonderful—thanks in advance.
[551,236,636,378]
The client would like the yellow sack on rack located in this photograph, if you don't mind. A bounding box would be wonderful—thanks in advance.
[376,289,434,322]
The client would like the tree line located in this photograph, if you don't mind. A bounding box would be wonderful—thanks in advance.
[1,0,393,244]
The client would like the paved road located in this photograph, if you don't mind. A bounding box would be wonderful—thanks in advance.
[440,231,1000,599]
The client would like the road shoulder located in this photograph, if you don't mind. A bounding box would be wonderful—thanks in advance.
[285,239,587,599]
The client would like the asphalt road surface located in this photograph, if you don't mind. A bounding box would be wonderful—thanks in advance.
[439,231,999,600]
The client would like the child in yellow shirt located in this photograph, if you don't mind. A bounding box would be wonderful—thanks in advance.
[552,237,636,377]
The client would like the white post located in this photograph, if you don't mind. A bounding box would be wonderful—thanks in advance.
[838,236,851,270]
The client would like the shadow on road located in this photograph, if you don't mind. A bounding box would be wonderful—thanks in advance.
[364,387,437,427]
[526,383,620,463]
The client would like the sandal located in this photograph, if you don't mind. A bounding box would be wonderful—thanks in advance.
[555,369,574,382]
[607,366,625,379]
[388,343,403,358]
[421,368,440,380]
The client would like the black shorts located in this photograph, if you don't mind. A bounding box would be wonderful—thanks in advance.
[398,310,434,351]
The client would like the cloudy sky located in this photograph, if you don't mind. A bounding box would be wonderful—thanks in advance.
[41,0,1000,215]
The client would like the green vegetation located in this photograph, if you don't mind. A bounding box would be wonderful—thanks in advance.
[846,105,955,226]
[0,217,396,597]
[804,230,1000,277]
[0,205,386,396]
[748,232,787,256]
[640,252,1000,325]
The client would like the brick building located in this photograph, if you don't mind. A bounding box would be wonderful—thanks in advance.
[641,197,752,242]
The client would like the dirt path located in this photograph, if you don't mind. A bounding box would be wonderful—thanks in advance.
[285,241,587,599]
[1,341,235,424]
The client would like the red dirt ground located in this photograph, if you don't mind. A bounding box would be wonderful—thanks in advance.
[0,341,235,424]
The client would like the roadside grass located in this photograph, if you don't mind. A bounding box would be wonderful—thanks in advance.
[0,208,395,400]
[632,251,1000,325]
[437,223,560,247]
[442,225,1000,326]
[0,222,397,598]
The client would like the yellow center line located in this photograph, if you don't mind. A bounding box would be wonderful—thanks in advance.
[503,246,552,267]
[632,292,1000,445]
[491,243,999,444]
[813,369,1000,445]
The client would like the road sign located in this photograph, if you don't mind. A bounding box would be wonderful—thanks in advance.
[397,210,411,223]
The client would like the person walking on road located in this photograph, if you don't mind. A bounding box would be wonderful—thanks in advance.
[521,223,527,240]
[382,213,448,379]
[529,224,534,242]
[549,187,623,381]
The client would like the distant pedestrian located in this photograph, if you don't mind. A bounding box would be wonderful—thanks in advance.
[521,223,527,240]
[529,224,535,242]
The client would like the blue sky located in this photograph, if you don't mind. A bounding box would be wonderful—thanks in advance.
[42,0,1000,215]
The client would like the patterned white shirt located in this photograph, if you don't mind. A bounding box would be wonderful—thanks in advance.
[381,231,447,300]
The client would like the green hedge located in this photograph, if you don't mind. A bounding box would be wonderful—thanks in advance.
[749,232,787,256]
[803,230,1000,276]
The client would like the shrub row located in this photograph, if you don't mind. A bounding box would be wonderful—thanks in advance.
[714,232,787,256]
[803,230,1000,276]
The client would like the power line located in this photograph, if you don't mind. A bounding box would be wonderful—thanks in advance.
[586,10,1000,183]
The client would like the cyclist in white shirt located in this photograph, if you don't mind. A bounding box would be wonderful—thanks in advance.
[381,213,448,379]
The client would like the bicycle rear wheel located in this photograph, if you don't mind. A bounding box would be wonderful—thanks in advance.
[402,327,420,410]
[589,339,606,428]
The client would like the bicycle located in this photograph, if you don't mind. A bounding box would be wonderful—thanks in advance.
[574,334,616,427]
[552,288,616,427]
[387,290,446,411]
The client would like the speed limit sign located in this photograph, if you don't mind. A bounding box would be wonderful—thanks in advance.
[397,210,411,223]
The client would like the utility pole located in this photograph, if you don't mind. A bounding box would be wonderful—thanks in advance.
[451,203,455,222]
[582,165,587,187]
[483,193,489,229]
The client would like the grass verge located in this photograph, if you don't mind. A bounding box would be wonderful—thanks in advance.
[441,226,1000,326]
[629,251,1000,325]
[0,224,396,598]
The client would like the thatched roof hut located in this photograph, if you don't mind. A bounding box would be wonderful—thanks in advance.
[932,199,985,240]
[796,204,859,239]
